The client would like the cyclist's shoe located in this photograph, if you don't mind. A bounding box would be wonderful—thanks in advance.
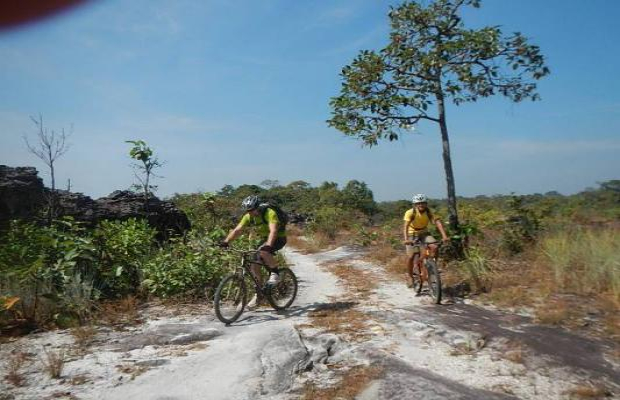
[246,294,265,310]
[267,272,280,285]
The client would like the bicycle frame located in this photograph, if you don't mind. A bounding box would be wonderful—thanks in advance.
[234,250,276,296]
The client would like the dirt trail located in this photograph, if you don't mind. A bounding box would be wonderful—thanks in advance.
[0,246,617,400]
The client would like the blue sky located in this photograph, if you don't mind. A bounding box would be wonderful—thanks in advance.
[1,0,619,201]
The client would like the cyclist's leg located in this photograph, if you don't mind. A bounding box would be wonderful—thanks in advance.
[259,237,287,270]
[425,234,439,258]
[405,238,415,280]
[260,237,287,284]
[406,237,421,286]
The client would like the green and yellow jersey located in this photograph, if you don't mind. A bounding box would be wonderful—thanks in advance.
[239,208,286,239]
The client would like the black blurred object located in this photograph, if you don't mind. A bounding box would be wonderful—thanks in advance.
[259,245,273,253]
[0,0,87,30]
[218,241,229,249]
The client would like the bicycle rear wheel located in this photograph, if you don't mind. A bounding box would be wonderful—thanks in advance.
[265,268,298,310]
[214,274,247,324]
[425,259,442,304]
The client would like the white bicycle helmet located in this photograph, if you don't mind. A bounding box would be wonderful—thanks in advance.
[241,195,261,211]
[411,193,427,203]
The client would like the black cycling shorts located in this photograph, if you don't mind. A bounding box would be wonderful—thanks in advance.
[261,237,287,254]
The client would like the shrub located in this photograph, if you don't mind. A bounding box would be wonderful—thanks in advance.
[500,196,541,254]
[92,219,156,297]
[140,229,240,298]
[308,206,354,241]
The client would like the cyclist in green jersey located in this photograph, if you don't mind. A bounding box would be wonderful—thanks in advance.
[221,195,287,290]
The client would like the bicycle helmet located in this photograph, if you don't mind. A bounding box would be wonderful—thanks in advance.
[412,193,427,203]
[241,195,261,211]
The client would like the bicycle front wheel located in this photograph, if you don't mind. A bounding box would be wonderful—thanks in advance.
[214,274,247,324]
[266,268,298,311]
[425,259,442,304]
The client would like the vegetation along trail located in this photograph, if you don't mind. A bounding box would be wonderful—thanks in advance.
[4,244,617,400]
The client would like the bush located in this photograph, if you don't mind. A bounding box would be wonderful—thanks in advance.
[0,219,99,325]
[500,196,541,254]
[140,228,240,298]
[92,219,156,297]
[308,206,354,241]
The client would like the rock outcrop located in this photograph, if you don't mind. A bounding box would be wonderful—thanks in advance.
[0,165,190,237]
[0,165,45,227]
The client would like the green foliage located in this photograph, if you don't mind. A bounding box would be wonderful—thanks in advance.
[308,206,353,240]
[0,218,157,324]
[93,219,156,297]
[500,195,541,254]
[457,247,493,292]
[126,139,163,199]
[141,230,245,297]
[0,219,98,324]
[328,0,549,144]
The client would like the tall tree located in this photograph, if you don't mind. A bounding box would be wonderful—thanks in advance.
[23,114,71,222]
[328,0,549,229]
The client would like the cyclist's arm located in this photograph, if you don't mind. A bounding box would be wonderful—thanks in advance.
[403,220,411,242]
[434,219,449,242]
[224,222,245,243]
[266,222,278,247]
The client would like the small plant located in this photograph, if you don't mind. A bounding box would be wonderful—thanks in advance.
[4,351,30,387]
[126,139,164,209]
[71,325,97,350]
[41,347,66,379]
[458,247,493,293]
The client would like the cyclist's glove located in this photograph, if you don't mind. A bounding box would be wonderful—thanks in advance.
[259,245,273,253]
[218,241,229,249]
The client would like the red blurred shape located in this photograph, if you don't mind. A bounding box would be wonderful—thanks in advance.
[0,0,87,30]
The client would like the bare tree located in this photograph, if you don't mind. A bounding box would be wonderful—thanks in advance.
[23,114,72,222]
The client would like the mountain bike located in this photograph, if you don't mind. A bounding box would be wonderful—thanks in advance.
[214,248,298,325]
[408,239,442,304]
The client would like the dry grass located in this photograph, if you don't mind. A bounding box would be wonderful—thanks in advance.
[115,363,150,380]
[302,301,372,342]
[97,295,141,327]
[302,365,383,400]
[69,373,90,386]
[540,228,620,300]
[44,391,79,400]
[328,262,378,294]
[535,299,576,325]
[450,335,488,356]
[41,347,66,379]
[500,340,526,364]
[565,383,612,399]
[4,351,31,386]
[70,325,97,351]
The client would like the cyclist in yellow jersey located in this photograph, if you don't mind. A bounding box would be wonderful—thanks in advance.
[403,194,449,288]
[221,195,287,289]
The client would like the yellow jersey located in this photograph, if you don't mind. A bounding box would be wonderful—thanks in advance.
[403,208,434,235]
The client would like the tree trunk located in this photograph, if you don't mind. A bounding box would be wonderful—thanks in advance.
[48,161,56,224]
[436,90,460,231]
